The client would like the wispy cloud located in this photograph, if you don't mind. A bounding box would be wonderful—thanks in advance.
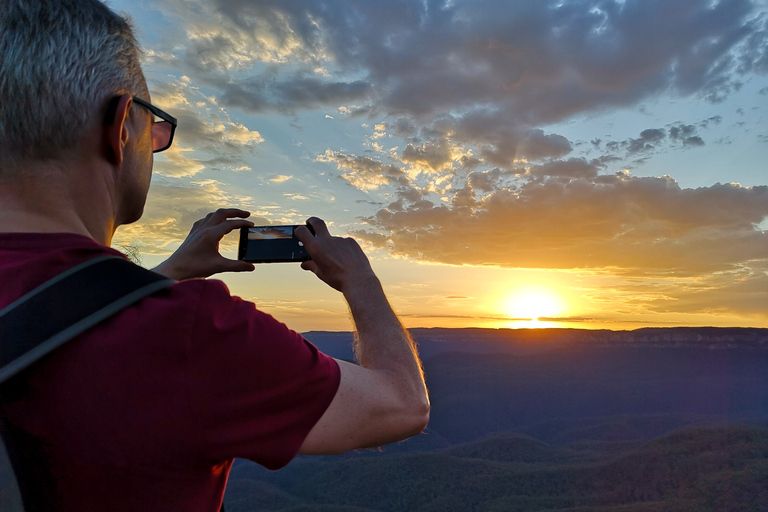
[149,77,263,177]
[113,179,254,253]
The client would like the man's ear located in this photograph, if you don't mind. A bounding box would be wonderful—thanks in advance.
[104,94,134,167]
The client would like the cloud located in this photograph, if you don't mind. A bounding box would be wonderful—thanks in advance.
[148,77,264,176]
[113,179,255,254]
[598,122,712,161]
[425,114,575,166]
[682,136,705,147]
[468,168,506,192]
[356,173,768,278]
[284,193,309,201]
[315,150,412,191]
[627,129,666,155]
[219,77,372,114]
[527,158,600,180]
[152,146,206,178]
[152,79,264,148]
[668,124,698,141]
[154,0,765,128]
[144,0,768,199]
[400,139,471,172]
[589,260,768,320]
[137,0,768,321]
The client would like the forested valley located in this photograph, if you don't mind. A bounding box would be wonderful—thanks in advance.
[224,328,768,511]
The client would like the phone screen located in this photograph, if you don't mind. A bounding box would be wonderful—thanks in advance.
[238,225,312,263]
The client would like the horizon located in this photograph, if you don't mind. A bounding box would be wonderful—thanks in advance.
[301,325,768,332]
[111,0,768,333]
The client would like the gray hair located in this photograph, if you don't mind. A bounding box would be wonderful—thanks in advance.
[0,0,148,169]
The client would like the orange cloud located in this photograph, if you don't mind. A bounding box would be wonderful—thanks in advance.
[357,174,768,276]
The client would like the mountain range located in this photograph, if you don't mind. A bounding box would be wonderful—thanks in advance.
[224,327,768,511]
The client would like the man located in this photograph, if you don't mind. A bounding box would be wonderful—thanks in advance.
[0,0,430,510]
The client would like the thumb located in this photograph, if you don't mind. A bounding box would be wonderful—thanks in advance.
[300,260,318,274]
[221,259,256,273]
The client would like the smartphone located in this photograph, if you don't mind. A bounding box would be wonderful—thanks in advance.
[238,225,314,263]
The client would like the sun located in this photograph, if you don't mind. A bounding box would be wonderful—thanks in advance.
[504,288,566,321]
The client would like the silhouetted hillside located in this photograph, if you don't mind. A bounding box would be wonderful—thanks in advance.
[425,345,768,443]
[225,426,768,511]
[224,328,768,511]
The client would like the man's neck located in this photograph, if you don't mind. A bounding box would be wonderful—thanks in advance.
[0,163,117,246]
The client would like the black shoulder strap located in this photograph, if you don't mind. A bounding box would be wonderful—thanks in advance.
[0,255,175,383]
[0,255,174,512]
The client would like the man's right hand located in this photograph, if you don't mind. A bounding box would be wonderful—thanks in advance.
[294,217,430,455]
[294,217,376,294]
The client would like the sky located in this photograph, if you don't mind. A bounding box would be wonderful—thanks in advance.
[109,0,768,332]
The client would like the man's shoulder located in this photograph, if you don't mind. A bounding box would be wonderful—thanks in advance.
[159,277,242,316]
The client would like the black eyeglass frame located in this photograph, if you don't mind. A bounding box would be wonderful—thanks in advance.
[131,96,178,153]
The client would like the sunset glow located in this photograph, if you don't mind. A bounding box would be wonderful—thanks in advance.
[504,289,566,321]
[110,0,767,332]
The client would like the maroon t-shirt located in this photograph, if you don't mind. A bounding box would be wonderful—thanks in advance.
[0,233,340,511]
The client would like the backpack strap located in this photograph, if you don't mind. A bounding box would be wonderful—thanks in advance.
[0,255,175,511]
[0,255,175,383]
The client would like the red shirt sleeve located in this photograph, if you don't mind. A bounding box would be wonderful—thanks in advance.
[179,279,340,470]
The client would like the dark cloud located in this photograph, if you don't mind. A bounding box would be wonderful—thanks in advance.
[459,155,483,170]
[700,115,723,128]
[627,128,666,154]
[401,140,456,171]
[669,124,697,141]
[162,0,765,137]
[220,77,372,114]
[683,136,705,147]
[468,168,506,192]
[528,158,600,179]
[599,122,711,160]
[736,13,768,74]
[390,118,418,137]
[667,124,707,148]
[449,113,574,165]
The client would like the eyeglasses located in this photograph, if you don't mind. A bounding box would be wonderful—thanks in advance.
[131,96,177,153]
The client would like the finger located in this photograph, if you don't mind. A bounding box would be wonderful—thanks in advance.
[212,219,255,239]
[294,224,317,248]
[214,208,251,221]
[192,213,212,230]
[220,259,256,273]
[305,217,330,238]
[207,208,252,226]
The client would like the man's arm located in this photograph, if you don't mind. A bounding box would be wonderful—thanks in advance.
[295,218,430,454]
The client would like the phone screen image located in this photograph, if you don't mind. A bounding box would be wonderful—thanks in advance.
[238,225,311,263]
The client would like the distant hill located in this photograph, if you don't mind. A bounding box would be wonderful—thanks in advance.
[425,345,768,443]
[226,426,768,512]
[303,326,768,361]
[224,328,768,511]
